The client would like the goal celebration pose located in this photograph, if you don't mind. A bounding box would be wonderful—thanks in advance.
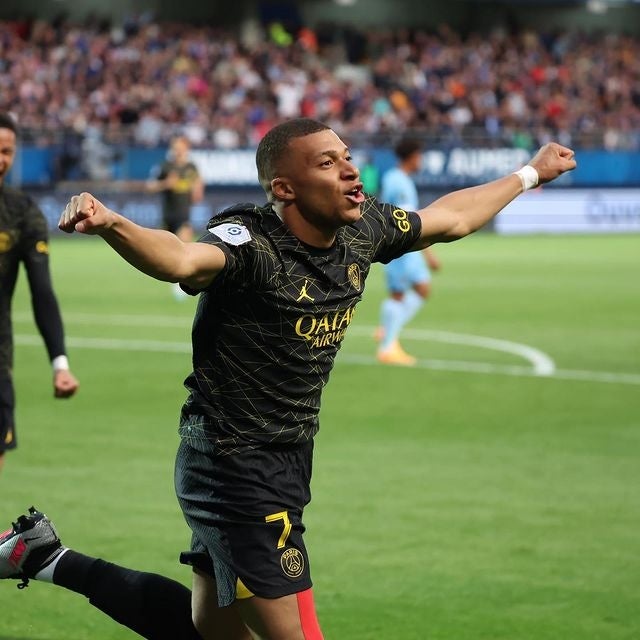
[1,118,575,639]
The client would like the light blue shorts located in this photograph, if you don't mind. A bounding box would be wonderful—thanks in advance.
[384,251,431,293]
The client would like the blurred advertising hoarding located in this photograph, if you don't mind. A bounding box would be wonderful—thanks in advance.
[33,186,640,236]
[495,189,640,234]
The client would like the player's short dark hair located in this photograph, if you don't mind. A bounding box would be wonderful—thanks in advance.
[394,137,422,161]
[256,118,331,192]
[0,113,17,134]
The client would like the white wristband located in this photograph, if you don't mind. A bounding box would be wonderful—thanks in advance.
[52,355,70,371]
[513,165,539,192]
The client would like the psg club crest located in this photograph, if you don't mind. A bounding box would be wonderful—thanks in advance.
[347,263,361,290]
[280,547,305,579]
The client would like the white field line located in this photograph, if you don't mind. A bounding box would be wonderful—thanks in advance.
[13,311,193,329]
[15,312,553,373]
[338,353,640,386]
[348,326,556,376]
[14,323,640,386]
[16,333,191,354]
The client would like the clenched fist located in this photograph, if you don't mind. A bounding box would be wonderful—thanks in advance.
[528,143,577,185]
[58,192,115,235]
[54,369,79,398]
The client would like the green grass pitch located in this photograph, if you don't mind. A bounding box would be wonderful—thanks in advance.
[2,232,639,639]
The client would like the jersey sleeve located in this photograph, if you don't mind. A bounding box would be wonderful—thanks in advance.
[187,162,200,178]
[20,200,67,361]
[360,197,423,264]
[19,197,50,261]
[181,214,267,296]
[199,217,254,284]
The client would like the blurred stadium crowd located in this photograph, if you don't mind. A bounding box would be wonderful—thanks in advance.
[1,13,639,153]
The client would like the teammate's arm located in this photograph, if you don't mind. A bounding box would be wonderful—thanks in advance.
[412,142,576,249]
[22,207,79,398]
[24,256,80,398]
[58,192,225,290]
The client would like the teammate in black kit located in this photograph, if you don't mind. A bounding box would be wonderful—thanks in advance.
[146,135,204,242]
[0,113,79,475]
[146,135,204,299]
[1,118,575,639]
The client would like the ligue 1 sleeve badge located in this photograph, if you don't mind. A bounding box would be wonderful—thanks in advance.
[209,223,252,246]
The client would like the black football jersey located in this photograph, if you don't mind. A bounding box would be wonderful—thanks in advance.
[0,186,51,372]
[179,196,422,453]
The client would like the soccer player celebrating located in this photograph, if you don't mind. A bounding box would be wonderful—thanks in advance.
[0,113,79,475]
[1,118,574,639]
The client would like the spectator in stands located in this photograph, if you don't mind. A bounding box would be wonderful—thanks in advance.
[0,17,638,150]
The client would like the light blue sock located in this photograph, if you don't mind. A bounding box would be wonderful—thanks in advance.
[400,289,425,325]
[379,298,405,350]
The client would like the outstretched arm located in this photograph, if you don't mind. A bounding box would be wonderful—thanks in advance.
[24,256,80,398]
[58,192,225,290]
[413,142,576,248]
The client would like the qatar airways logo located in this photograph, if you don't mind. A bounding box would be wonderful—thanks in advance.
[294,305,356,348]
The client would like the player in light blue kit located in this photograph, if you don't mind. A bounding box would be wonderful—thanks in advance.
[377,138,440,365]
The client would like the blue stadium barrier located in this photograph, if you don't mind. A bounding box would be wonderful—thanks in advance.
[8,146,640,189]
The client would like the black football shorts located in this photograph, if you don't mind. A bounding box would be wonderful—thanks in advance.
[163,209,190,234]
[175,437,314,607]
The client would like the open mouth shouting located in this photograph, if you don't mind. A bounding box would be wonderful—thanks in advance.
[345,183,365,205]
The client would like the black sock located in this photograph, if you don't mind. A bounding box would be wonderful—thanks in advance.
[50,549,95,594]
[53,550,201,640]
